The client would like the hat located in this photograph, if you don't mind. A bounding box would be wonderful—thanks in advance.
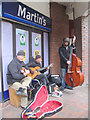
[17,50,25,56]
[35,55,41,60]
[63,38,70,43]
[63,38,70,45]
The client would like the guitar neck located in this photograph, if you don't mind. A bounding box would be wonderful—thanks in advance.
[38,64,52,72]
[38,67,47,72]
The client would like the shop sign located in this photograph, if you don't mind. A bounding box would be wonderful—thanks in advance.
[2,2,52,31]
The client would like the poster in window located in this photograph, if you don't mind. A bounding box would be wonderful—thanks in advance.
[35,35,41,46]
[20,34,26,45]
[23,50,26,61]
[34,50,39,58]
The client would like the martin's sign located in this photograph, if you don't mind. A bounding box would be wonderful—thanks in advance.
[2,2,51,31]
[18,5,46,26]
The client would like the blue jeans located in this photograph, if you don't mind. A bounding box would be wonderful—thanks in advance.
[61,68,72,91]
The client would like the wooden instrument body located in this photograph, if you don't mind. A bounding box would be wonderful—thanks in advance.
[65,53,84,87]
[27,66,40,79]
[21,64,53,80]
[21,66,40,79]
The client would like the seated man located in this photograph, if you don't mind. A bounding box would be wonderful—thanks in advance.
[27,55,50,86]
[7,50,33,108]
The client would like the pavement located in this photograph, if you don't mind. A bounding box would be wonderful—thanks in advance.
[0,84,88,119]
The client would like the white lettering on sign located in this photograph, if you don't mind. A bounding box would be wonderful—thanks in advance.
[17,5,47,26]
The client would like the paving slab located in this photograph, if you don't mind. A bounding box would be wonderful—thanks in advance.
[1,85,88,119]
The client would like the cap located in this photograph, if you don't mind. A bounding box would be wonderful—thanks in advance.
[35,55,42,60]
[63,38,70,43]
[17,50,25,56]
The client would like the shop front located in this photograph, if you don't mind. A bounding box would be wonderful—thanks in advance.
[0,1,51,102]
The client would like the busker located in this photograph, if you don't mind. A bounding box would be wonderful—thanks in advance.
[27,55,50,86]
[7,50,33,108]
[59,36,76,91]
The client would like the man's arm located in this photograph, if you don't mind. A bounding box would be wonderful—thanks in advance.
[8,63,25,80]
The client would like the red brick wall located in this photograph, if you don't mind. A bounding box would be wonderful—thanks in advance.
[74,16,88,84]
[50,2,69,75]
[69,20,74,38]
[74,17,82,60]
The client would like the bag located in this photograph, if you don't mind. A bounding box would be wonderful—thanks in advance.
[27,87,33,101]
[48,74,61,87]
[28,79,41,101]
[47,83,56,94]
[21,85,63,119]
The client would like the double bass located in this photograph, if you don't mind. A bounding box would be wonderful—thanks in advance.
[65,36,84,87]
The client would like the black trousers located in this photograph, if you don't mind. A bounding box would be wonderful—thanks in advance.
[35,74,49,86]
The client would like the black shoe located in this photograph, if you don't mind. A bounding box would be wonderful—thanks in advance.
[60,87,64,91]
[65,86,73,90]
[21,106,26,110]
[16,87,28,97]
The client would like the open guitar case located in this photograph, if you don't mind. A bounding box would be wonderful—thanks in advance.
[21,85,63,119]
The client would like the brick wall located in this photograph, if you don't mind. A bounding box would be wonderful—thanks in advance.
[50,2,69,75]
[74,16,88,85]
[88,15,90,86]
[74,17,82,60]
[82,16,88,85]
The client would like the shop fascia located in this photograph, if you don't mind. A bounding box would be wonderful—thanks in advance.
[18,5,46,26]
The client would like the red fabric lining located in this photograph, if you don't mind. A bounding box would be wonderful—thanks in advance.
[22,85,63,119]
[30,86,48,110]
[35,100,62,118]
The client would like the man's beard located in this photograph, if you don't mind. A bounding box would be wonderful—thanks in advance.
[64,44,68,47]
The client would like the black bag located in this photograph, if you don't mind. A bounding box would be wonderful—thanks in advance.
[31,79,41,99]
[48,74,61,87]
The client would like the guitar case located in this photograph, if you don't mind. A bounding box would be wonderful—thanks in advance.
[21,85,63,119]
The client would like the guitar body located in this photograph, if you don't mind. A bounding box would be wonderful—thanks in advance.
[21,64,53,80]
[27,66,41,79]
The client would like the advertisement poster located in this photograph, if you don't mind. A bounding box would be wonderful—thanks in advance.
[20,34,25,45]
[16,28,29,64]
[23,50,26,61]
[35,35,41,46]
[32,32,41,58]
[34,50,39,58]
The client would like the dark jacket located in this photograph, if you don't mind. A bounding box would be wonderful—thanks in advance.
[27,57,47,73]
[7,57,30,85]
[59,45,76,69]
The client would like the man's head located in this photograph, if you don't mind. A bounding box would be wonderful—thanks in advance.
[35,55,42,63]
[17,50,25,61]
[63,38,70,46]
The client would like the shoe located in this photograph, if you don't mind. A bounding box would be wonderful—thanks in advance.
[21,106,26,110]
[65,85,73,90]
[16,87,28,97]
[60,87,64,91]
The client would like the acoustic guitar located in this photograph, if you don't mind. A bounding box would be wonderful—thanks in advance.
[21,64,53,79]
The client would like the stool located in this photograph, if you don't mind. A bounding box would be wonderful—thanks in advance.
[8,87,21,107]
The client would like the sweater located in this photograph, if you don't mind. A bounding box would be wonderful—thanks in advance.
[7,57,30,85]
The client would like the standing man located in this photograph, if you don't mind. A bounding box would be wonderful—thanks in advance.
[27,55,50,86]
[7,50,33,108]
[59,36,76,91]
